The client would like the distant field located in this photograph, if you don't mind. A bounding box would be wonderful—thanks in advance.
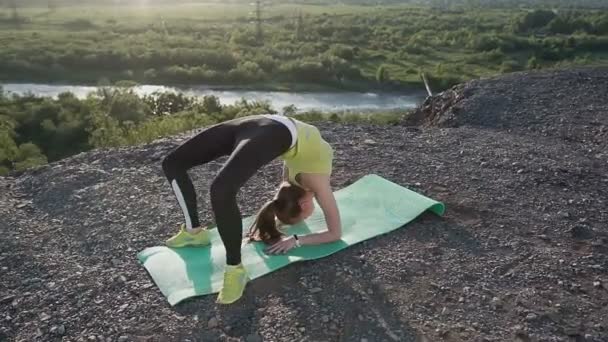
[7,3,390,24]
[0,3,607,90]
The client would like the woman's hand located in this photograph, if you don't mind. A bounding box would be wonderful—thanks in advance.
[265,235,297,255]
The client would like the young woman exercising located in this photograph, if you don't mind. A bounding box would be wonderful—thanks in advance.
[161,114,341,304]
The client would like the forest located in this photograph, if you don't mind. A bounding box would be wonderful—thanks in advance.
[1,3,607,89]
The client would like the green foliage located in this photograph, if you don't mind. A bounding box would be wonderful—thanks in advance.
[527,55,540,69]
[376,65,389,84]
[14,143,48,171]
[514,9,556,33]
[0,3,606,90]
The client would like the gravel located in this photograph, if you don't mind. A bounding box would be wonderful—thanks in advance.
[1,67,607,341]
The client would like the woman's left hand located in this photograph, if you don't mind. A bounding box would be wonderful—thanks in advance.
[265,236,297,255]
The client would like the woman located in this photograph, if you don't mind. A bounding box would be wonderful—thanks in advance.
[162,114,341,304]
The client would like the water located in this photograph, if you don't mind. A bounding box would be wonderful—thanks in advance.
[1,83,424,113]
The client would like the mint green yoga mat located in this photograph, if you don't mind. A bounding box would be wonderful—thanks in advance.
[138,174,445,305]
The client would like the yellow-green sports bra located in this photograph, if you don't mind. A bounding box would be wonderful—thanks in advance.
[279,118,333,188]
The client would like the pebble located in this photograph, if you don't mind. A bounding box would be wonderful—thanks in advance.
[321,315,330,323]
[525,313,538,321]
[309,287,322,294]
[0,294,13,306]
[491,297,502,309]
[593,281,601,288]
[117,336,128,342]
[50,324,66,335]
[208,317,219,329]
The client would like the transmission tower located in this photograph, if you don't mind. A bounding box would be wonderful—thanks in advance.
[250,1,272,44]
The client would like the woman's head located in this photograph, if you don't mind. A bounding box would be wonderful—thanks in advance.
[247,181,315,243]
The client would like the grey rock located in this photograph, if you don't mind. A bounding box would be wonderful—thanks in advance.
[309,287,322,294]
[208,317,219,329]
[246,333,263,342]
[570,225,593,239]
[491,297,502,309]
[525,313,538,321]
[50,324,66,335]
[0,295,15,305]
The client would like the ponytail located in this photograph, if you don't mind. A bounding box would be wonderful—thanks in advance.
[247,182,307,244]
[247,199,283,244]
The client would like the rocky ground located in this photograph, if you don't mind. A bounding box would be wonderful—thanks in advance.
[1,67,607,342]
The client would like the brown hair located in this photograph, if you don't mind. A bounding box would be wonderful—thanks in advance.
[247,181,307,243]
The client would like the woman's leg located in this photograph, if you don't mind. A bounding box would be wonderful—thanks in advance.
[162,123,236,230]
[210,120,292,265]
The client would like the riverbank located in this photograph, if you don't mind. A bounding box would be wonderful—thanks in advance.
[0,82,425,112]
[0,76,425,93]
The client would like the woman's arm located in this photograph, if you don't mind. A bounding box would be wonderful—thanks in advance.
[298,173,342,245]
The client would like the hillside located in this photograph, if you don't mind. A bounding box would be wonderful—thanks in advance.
[1,67,607,341]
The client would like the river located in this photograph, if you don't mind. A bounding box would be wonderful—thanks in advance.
[1,83,425,113]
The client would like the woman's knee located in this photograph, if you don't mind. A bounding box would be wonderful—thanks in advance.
[162,153,182,178]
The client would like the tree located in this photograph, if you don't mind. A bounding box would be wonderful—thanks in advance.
[376,65,389,84]
[515,10,556,33]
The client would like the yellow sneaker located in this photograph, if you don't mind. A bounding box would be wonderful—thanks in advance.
[165,224,210,248]
[216,264,249,304]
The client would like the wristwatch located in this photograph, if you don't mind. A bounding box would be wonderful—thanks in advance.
[293,234,301,247]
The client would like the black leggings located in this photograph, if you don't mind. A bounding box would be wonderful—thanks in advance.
[162,116,292,265]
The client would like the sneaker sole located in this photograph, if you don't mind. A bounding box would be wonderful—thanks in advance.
[165,241,211,248]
